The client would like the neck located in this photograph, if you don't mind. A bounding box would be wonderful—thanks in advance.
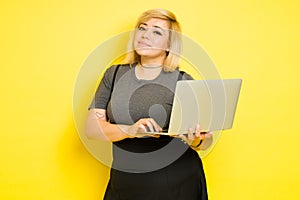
[140,55,166,67]
[140,64,162,69]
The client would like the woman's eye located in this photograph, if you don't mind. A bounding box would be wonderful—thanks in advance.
[138,26,146,31]
[153,31,162,36]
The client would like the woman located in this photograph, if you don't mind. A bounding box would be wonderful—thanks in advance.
[85,8,213,200]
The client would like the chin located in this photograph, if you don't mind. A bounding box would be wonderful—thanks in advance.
[136,49,165,57]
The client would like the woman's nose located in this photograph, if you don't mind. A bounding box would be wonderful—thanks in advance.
[142,29,152,39]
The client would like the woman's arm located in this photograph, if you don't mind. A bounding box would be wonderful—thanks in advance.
[85,109,131,141]
[85,108,162,142]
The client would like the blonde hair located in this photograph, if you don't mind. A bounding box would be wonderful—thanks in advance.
[123,9,182,72]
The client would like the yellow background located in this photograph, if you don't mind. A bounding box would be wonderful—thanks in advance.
[1,0,299,199]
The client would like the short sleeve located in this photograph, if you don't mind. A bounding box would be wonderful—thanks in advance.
[88,65,118,110]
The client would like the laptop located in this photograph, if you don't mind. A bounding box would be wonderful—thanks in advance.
[146,79,242,135]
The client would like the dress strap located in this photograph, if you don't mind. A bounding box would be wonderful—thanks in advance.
[110,64,120,92]
[177,70,185,81]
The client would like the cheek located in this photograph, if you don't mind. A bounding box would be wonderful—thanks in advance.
[154,37,169,49]
[133,34,140,48]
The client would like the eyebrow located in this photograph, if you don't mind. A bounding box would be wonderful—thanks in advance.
[140,23,165,31]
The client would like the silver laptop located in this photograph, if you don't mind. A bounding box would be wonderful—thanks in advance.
[147,79,242,135]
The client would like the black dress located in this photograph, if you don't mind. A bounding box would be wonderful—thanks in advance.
[91,64,208,200]
[104,143,208,200]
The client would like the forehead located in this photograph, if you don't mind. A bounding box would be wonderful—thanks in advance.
[140,18,170,29]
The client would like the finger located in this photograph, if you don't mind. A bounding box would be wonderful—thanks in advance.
[180,134,189,144]
[139,124,147,133]
[148,118,162,132]
[145,120,154,132]
[187,128,194,144]
[194,130,202,140]
[179,134,187,143]
[195,124,201,137]
[200,132,206,140]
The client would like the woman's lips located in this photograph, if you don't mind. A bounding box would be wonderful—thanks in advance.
[137,41,151,48]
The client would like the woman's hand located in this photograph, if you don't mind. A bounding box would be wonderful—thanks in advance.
[120,118,162,138]
[178,124,213,150]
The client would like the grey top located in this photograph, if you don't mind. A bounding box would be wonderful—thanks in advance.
[90,63,194,172]
[91,63,192,128]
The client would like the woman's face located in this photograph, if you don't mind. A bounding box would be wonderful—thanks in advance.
[134,18,170,59]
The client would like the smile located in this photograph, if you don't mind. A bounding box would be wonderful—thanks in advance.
[138,41,151,47]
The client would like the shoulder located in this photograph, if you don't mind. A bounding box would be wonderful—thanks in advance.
[105,63,132,77]
[106,63,129,71]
